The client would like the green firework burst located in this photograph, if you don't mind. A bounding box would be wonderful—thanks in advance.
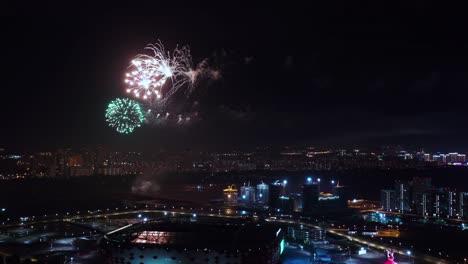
[105,98,145,134]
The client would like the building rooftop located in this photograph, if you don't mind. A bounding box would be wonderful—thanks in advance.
[104,220,282,251]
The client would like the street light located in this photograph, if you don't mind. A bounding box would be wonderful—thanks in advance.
[307,177,312,183]
[407,250,413,264]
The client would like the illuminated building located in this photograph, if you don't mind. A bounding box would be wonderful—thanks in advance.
[411,177,431,212]
[444,152,467,163]
[256,183,269,204]
[380,189,396,212]
[447,190,458,217]
[302,182,319,215]
[395,181,411,212]
[332,183,351,208]
[459,192,468,219]
[431,189,450,218]
[54,148,69,177]
[317,195,344,212]
[278,196,294,214]
[287,225,324,244]
[30,152,55,177]
[446,152,458,163]
[223,185,238,205]
[290,193,303,211]
[240,184,256,205]
[269,182,282,211]
[425,189,459,218]
[415,192,431,216]
[432,154,446,164]
[102,219,284,264]
[423,153,431,162]
[314,243,349,263]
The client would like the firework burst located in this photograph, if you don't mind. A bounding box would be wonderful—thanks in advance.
[120,40,220,130]
[125,40,212,102]
[124,41,173,100]
[105,98,145,134]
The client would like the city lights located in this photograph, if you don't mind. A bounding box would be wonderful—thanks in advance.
[3,5,468,264]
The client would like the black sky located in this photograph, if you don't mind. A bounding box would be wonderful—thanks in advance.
[2,2,468,152]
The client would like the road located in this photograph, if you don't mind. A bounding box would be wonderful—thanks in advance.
[269,218,449,264]
[2,208,450,263]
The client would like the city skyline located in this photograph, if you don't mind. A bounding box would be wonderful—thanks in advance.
[2,3,468,264]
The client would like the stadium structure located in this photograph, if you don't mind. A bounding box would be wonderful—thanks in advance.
[101,217,284,264]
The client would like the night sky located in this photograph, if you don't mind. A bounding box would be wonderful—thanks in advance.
[2,2,468,152]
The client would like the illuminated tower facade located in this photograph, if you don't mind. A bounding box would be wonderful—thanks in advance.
[394,181,411,212]
[240,185,256,205]
[381,189,396,212]
[256,183,269,205]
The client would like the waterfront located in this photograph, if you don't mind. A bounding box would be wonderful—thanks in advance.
[1,171,467,263]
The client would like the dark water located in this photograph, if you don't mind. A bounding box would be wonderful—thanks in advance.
[0,175,136,217]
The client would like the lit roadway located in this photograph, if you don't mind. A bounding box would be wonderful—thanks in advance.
[1,209,242,229]
[2,208,450,264]
[268,218,449,264]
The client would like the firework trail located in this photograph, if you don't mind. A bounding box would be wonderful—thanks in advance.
[125,40,220,103]
[120,40,221,130]
[124,41,190,102]
[142,98,200,127]
[144,106,196,127]
[170,47,219,95]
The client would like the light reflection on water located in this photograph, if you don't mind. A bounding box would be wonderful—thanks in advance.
[137,184,229,204]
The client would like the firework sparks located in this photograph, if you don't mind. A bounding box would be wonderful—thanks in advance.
[125,40,215,102]
[105,98,145,134]
[144,106,198,127]
[121,40,219,130]
[124,41,173,100]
